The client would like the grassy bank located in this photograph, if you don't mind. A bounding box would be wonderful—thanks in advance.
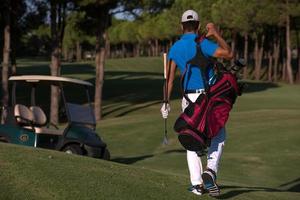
[0,57,300,199]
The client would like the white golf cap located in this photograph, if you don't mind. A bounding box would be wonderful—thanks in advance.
[181,10,199,22]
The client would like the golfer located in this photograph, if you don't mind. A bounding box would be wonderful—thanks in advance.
[160,10,233,197]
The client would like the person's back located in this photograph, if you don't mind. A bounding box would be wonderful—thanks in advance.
[169,33,220,90]
[160,9,233,197]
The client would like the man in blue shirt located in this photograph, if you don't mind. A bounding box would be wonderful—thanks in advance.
[160,10,233,197]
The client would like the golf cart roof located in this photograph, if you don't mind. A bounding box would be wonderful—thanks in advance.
[9,75,93,86]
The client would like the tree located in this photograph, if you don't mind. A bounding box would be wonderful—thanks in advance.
[63,11,86,61]
[1,0,11,123]
[78,0,117,121]
[212,0,257,69]
[49,0,69,125]
[213,0,254,78]
[10,0,26,75]
[295,16,300,82]
[108,19,140,57]
[285,1,293,84]
[18,0,50,57]
[79,0,174,120]
[138,15,157,56]
[283,0,300,84]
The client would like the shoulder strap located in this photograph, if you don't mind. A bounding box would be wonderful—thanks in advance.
[187,45,211,91]
[180,36,216,102]
[181,63,191,103]
[195,34,206,43]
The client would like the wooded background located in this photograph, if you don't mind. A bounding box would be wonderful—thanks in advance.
[1,0,300,124]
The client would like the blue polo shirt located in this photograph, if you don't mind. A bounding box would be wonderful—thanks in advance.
[168,33,218,90]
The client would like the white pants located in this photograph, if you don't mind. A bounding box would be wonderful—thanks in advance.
[182,93,226,186]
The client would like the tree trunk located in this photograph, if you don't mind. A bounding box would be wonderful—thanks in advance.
[150,40,155,57]
[94,32,106,121]
[63,46,68,61]
[155,39,159,56]
[11,58,17,75]
[298,48,300,82]
[11,38,17,75]
[50,1,59,125]
[50,47,61,125]
[76,41,81,62]
[122,43,126,58]
[1,0,11,124]
[49,1,66,125]
[285,3,294,84]
[294,18,300,82]
[273,40,280,82]
[105,34,110,59]
[282,60,286,81]
[10,13,17,75]
[166,40,173,54]
[243,33,248,79]
[254,36,259,80]
[1,25,10,124]
[136,43,140,57]
[258,35,265,79]
[231,31,236,65]
[147,40,151,56]
[268,51,273,81]
[255,34,265,80]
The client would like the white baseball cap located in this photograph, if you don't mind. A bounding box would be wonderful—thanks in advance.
[181,10,199,22]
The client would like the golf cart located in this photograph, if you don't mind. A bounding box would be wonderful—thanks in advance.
[0,75,110,160]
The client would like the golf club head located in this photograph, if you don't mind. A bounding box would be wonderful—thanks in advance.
[234,58,246,68]
[162,135,168,145]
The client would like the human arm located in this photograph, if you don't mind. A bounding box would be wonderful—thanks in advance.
[206,23,233,60]
[166,60,177,102]
[160,59,176,118]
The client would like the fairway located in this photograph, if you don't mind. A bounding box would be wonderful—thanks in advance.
[0,57,300,200]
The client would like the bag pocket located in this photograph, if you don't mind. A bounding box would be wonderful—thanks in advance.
[205,99,231,138]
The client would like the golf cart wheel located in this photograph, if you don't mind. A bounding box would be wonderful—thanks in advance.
[0,136,8,143]
[102,148,110,160]
[63,144,83,155]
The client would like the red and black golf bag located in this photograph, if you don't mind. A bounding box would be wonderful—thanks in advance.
[174,43,245,152]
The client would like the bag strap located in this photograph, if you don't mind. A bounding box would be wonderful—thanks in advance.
[187,45,211,91]
[181,63,191,103]
[180,37,215,103]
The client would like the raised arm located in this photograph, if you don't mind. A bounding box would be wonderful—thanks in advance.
[206,23,233,60]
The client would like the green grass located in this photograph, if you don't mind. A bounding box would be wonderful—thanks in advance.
[1,57,300,199]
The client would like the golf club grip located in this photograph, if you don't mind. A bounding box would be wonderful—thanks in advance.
[163,53,168,103]
[163,53,167,79]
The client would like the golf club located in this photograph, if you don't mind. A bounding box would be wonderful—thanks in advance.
[162,53,168,145]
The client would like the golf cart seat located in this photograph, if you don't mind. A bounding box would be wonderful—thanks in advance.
[30,106,64,136]
[14,104,34,127]
[30,106,47,126]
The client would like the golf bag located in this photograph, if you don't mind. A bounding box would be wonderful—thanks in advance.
[174,43,244,152]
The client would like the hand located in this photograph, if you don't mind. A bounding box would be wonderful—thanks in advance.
[160,103,170,119]
[206,23,219,38]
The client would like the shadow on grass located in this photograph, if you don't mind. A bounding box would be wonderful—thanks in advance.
[92,73,280,116]
[16,62,95,76]
[110,150,185,165]
[279,177,300,192]
[218,177,300,199]
[87,71,181,117]
[115,101,161,117]
[241,81,279,94]
[163,149,186,154]
[111,154,154,164]
[99,71,180,102]
[7,62,281,118]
